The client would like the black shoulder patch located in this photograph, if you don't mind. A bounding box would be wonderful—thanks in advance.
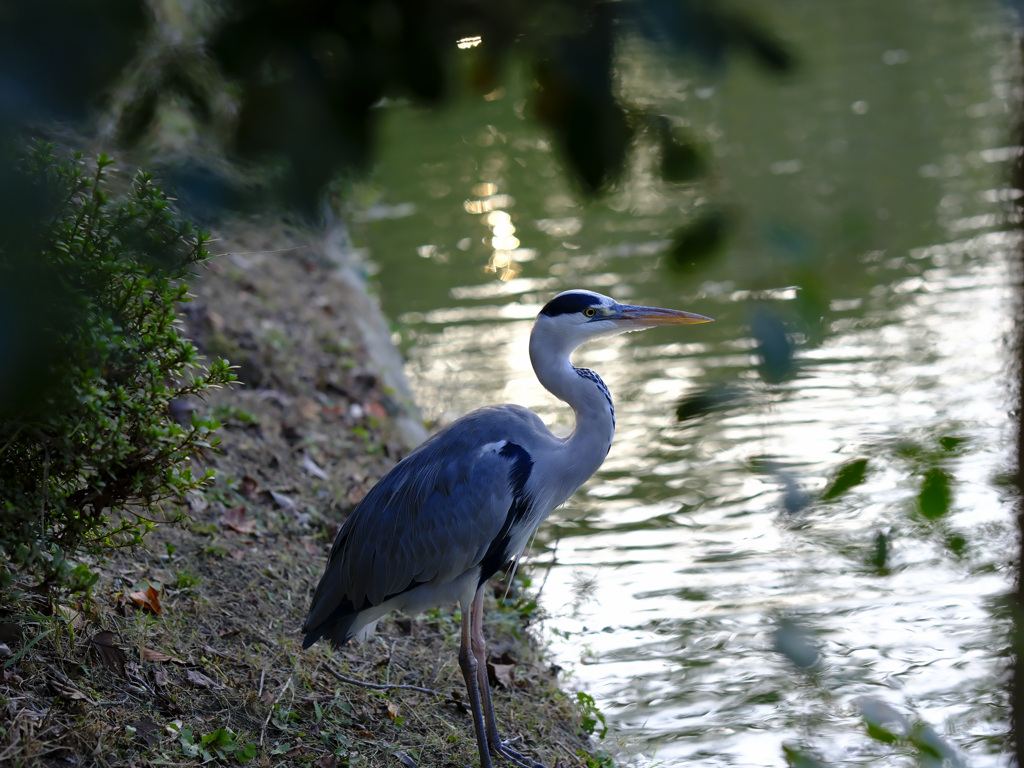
[499,441,533,499]
[477,442,534,586]
[540,291,602,317]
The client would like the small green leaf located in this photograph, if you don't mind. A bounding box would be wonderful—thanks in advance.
[576,692,608,739]
[661,136,706,183]
[667,208,730,270]
[918,468,952,519]
[821,458,868,500]
[234,740,257,762]
[939,435,968,452]
[782,743,830,768]
[945,533,967,556]
[869,530,889,573]
[866,721,901,744]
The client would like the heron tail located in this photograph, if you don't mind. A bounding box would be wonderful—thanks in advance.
[301,609,357,650]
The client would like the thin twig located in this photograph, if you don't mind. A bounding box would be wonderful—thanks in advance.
[260,675,292,746]
[322,663,440,696]
[535,534,560,600]
[126,671,157,698]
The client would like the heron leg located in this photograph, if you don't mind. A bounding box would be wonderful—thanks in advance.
[459,595,494,768]
[470,585,548,768]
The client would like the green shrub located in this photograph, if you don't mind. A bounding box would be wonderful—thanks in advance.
[0,144,235,593]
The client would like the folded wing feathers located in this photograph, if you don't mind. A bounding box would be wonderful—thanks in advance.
[304,411,534,637]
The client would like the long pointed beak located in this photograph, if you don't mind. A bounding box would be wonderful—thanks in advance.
[618,304,714,327]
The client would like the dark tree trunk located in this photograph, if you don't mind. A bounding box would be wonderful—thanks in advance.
[1012,38,1024,763]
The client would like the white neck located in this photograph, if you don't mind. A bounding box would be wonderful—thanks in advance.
[529,325,616,488]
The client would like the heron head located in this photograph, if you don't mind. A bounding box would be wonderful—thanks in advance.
[536,289,712,350]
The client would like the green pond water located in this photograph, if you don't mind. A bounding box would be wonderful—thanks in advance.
[349,1,1019,764]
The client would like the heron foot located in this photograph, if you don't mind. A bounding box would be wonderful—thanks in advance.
[494,740,548,768]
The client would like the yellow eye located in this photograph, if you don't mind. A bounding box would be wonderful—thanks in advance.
[584,308,597,317]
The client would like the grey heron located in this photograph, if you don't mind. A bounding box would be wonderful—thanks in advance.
[302,289,712,768]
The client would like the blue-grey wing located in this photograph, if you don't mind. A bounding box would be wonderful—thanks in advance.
[304,405,542,636]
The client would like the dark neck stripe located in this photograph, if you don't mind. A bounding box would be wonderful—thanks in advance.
[575,367,616,430]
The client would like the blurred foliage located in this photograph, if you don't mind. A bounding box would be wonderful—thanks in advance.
[820,458,869,501]
[668,206,732,270]
[0,0,792,214]
[749,305,796,383]
[859,697,966,768]
[0,144,234,594]
[782,743,829,768]
[773,617,822,671]
[776,625,970,768]
[205,0,792,209]
[575,691,609,739]
[675,382,746,422]
[651,114,708,184]
[816,432,970,571]
[0,1,146,127]
[918,467,952,520]
[868,530,890,574]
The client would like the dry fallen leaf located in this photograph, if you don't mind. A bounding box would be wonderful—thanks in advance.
[149,568,175,586]
[297,398,321,421]
[185,491,209,513]
[303,541,323,557]
[203,644,230,660]
[128,719,163,747]
[487,662,516,689]
[152,665,169,687]
[385,700,400,719]
[91,631,128,679]
[366,401,388,420]
[142,647,185,665]
[0,622,22,645]
[222,505,257,534]
[394,617,413,636]
[346,484,369,507]
[185,668,222,689]
[56,606,85,630]
[128,585,163,615]
[267,489,296,509]
[301,453,328,480]
[48,678,93,702]
[239,474,259,499]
